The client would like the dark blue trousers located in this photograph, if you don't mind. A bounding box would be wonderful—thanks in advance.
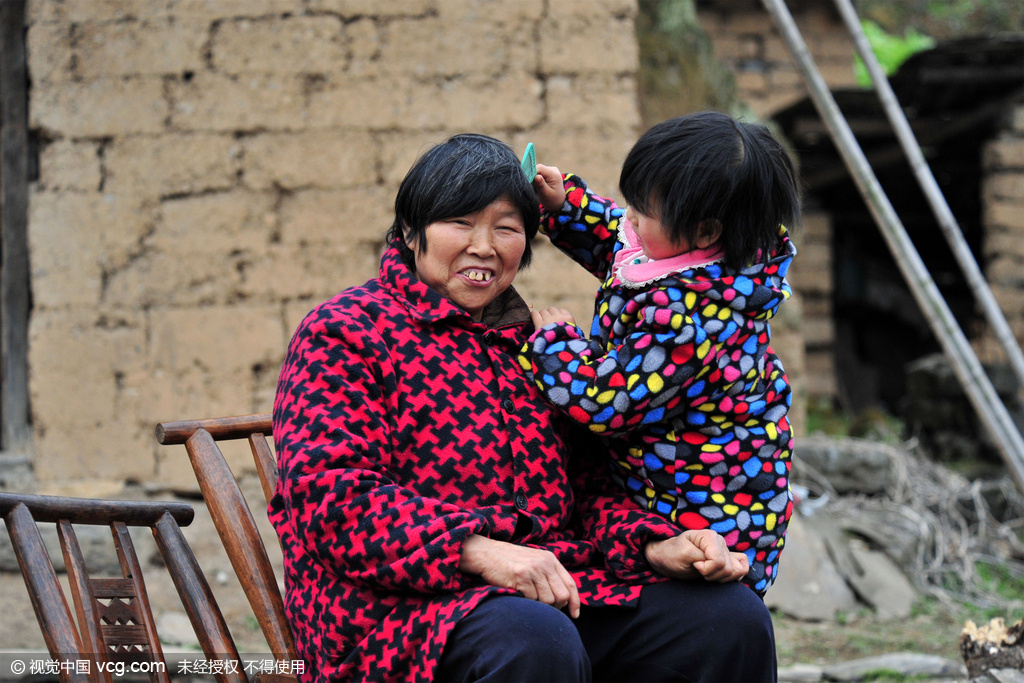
[436,580,777,682]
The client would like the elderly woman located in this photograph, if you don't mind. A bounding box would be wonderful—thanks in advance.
[269,134,776,682]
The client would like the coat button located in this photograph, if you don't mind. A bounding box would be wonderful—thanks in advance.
[515,493,528,510]
[502,398,515,412]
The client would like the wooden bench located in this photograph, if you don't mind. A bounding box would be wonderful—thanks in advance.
[0,492,244,683]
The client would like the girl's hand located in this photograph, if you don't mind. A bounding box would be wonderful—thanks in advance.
[460,534,581,618]
[533,163,566,214]
[531,306,577,329]
[644,529,750,583]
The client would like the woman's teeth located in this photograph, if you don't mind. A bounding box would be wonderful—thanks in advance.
[465,270,492,282]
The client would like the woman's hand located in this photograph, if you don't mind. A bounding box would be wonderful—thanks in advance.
[460,534,581,618]
[533,163,566,214]
[644,529,750,583]
[531,306,577,329]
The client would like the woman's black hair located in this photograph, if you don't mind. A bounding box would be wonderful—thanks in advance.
[385,133,539,269]
[619,111,800,269]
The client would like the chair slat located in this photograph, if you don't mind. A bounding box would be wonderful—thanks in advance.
[152,513,247,683]
[58,519,112,682]
[90,578,137,598]
[100,624,150,645]
[184,428,296,659]
[3,504,86,669]
[249,433,278,504]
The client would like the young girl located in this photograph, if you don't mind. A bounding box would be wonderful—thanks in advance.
[522,112,800,594]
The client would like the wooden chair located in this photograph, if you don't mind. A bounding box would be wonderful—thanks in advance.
[0,492,244,683]
[154,414,297,671]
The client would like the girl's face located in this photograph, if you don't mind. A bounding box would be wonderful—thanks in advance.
[407,196,526,321]
[625,205,686,260]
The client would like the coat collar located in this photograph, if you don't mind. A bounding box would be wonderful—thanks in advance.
[379,244,531,330]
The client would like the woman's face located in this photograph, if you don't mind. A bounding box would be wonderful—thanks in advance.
[407,197,526,321]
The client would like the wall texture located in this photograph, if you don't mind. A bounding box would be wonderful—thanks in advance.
[23,0,641,492]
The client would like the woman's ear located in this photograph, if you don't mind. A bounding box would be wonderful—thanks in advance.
[696,220,723,249]
[403,224,419,251]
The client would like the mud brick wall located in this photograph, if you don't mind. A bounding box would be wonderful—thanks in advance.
[975,100,1024,361]
[24,0,644,491]
[696,0,859,118]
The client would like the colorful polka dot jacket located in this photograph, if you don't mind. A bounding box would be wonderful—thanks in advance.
[269,244,683,682]
[521,174,796,594]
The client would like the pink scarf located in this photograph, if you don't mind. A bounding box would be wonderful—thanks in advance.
[612,218,724,289]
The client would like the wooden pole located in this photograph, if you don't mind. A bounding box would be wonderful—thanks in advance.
[0,0,31,454]
[832,0,1024,395]
[759,0,1024,491]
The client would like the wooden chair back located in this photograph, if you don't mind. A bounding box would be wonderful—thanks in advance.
[0,492,244,683]
[154,414,296,664]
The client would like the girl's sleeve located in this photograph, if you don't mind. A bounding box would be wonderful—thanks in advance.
[521,287,721,439]
[541,173,625,282]
[272,310,488,595]
[565,428,680,580]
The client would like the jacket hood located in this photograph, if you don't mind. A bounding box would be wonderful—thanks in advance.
[674,226,796,322]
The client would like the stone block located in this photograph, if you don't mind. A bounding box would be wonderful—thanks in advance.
[803,318,835,348]
[31,77,166,137]
[763,35,793,64]
[346,18,381,78]
[29,309,151,482]
[37,139,102,192]
[984,229,1024,260]
[240,242,383,303]
[986,256,1024,288]
[769,65,804,89]
[985,199,1024,231]
[807,30,854,60]
[984,137,1024,170]
[101,250,245,308]
[756,90,806,118]
[379,16,536,77]
[156,190,276,254]
[799,211,833,241]
[75,18,207,77]
[435,0,544,22]
[544,74,641,132]
[306,0,435,16]
[540,16,638,74]
[242,131,379,190]
[984,173,1024,202]
[169,72,306,133]
[306,76,407,129]
[814,60,859,89]
[735,69,769,95]
[211,16,347,75]
[26,22,73,82]
[149,305,286,376]
[163,0,305,20]
[278,186,393,247]
[28,192,149,308]
[546,0,634,21]
[311,72,545,131]
[104,133,240,197]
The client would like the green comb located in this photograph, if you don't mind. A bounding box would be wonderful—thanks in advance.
[521,142,536,181]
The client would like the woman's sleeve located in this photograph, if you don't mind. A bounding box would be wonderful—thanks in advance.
[522,290,720,438]
[566,428,680,581]
[541,173,624,282]
[273,310,488,595]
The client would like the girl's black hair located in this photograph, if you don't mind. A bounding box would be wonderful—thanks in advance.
[619,111,800,269]
[385,133,539,269]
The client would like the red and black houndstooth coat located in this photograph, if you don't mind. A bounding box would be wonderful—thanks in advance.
[269,244,682,682]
